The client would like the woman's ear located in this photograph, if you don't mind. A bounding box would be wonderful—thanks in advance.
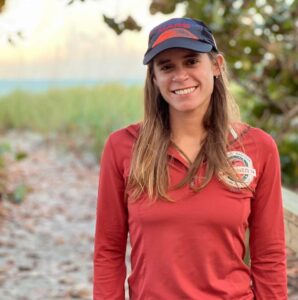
[213,54,224,77]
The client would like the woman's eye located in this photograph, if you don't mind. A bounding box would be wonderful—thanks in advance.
[160,64,173,71]
[186,58,199,65]
[160,65,171,71]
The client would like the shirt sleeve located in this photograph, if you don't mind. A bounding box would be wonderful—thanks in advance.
[249,134,287,299]
[93,135,128,300]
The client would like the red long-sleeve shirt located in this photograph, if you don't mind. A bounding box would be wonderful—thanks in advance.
[93,123,287,300]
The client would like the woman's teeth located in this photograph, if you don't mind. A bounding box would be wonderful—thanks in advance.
[173,87,196,95]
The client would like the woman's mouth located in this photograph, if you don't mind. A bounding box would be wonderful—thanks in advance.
[172,86,198,95]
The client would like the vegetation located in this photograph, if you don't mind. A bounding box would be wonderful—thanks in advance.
[0,143,26,205]
[0,82,296,189]
[0,84,142,202]
[0,84,142,153]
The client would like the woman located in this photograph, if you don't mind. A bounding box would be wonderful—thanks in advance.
[93,18,287,299]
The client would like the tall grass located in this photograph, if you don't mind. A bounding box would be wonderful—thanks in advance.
[0,83,249,155]
[0,84,143,153]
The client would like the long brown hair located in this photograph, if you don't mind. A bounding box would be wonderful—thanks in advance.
[127,51,241,202]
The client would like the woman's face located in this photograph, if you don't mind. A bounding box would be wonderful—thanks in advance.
[153,48,222,118]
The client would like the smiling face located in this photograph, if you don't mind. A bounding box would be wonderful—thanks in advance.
[153,48,222,119]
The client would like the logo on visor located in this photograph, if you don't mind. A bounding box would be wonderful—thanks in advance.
[152,28,198,48]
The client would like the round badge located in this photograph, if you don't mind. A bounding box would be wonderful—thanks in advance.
[219,151,256,188]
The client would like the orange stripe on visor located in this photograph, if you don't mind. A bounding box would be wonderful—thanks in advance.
[152,28,198,48]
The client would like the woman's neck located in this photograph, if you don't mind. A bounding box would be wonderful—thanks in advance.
[169,111,207,163]
[170,111,206,144]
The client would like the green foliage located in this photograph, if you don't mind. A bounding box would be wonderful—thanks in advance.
[103,15,141,35]
[235,83,298,188]
[149,0,184,14]
[0,84,143,155]
[0,84,142,204]
[0,144,28,204]
[279,138,298,187]
[15,151,27,161]
[8,184,27,204]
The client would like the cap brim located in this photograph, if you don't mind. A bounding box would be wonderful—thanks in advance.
[143,38,213,65]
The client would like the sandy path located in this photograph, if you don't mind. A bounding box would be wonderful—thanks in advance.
[0,132,98,299]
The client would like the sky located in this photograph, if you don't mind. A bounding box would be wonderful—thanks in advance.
[0,0,185,80]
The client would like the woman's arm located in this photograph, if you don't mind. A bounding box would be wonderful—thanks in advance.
[93,136,128,300]
[249,133,287,299]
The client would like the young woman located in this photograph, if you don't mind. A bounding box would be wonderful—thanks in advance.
[93,18,287,299]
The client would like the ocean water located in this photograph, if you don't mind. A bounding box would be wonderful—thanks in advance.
[0,79,142,96]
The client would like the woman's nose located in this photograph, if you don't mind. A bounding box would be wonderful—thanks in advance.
[172,67,188,82]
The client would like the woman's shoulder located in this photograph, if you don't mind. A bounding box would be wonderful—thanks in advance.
[229,122,279,189]
[230,122,277,150]
[104,122,141,160]
[247,125,277,152]
[101,123,141,171]
[107,122,141,145]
